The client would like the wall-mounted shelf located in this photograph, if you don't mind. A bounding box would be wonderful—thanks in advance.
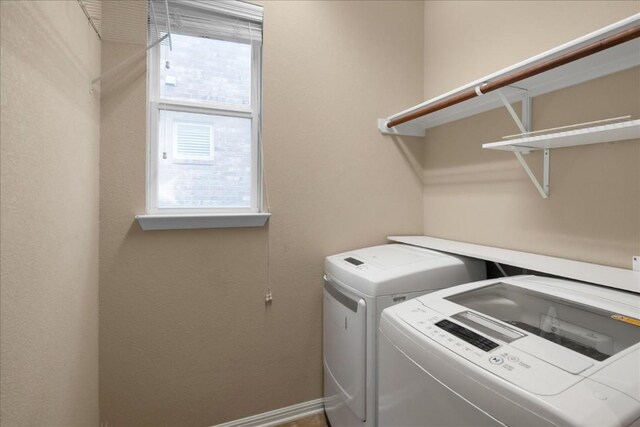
[379,14,640,137]
[379,14,640,199]
[483,119,640,152]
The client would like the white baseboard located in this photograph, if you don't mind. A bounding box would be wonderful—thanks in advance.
[213,398,325,427]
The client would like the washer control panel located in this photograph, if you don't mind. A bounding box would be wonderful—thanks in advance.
[396,300,580,395]
[435,319,499,352]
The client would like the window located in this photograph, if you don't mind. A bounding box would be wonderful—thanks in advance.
[146,0,264,217]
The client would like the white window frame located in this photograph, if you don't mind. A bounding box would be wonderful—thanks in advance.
[145,6,263,217]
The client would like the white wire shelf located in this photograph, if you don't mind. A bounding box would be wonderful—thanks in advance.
[483,119,640,152]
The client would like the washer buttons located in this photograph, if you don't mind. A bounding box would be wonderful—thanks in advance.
[489,356,504,365]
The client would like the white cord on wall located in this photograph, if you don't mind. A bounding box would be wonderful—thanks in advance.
[259,114,272,304]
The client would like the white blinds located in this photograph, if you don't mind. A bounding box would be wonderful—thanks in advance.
[150,0,263,44]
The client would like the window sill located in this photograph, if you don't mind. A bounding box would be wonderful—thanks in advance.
[135,213,270,231]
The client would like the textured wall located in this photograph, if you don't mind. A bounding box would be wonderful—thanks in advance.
[422,1,640,269]
[0,1,100,426]
[99,1,424,425]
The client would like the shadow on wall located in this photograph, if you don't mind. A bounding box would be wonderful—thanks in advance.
[119,220,272,288]
[390,135,426,186]
[2,1,98,105]
[423,158,531,188]
[421,102,541,190]
[99,49,147,100]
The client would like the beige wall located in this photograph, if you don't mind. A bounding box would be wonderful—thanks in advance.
[99,1,424,425]
[3,2,636,426]
[422,1,640,268]
[0,1,100,426]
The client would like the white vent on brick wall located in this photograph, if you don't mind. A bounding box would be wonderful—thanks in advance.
[173,123,214,160]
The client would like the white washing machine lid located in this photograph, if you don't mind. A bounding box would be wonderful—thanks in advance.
[445,279,640,365]
[324,244,485,297]
[384,276,640,398]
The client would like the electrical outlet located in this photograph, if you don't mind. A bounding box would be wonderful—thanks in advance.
[633,256,640,272]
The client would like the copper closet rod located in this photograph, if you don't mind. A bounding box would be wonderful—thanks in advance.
[386,25,640,129]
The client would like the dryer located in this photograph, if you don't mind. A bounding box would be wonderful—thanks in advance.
[378,275,640,427]
[323,243,486,427]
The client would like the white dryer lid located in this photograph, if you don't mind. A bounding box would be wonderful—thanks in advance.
[325,244,485,297]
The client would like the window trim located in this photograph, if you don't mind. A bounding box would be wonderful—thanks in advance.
[145,23,263,218]
[135,212,270,231]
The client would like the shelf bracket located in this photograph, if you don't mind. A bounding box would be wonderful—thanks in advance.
[377,119,425,137]
[497,89,528,134]
[496,89,550,199]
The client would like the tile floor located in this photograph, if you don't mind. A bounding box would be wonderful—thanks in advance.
[276,412,329,427]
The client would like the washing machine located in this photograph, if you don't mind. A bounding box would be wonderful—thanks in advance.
[378,275,640,427]
[323,243,486,427]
